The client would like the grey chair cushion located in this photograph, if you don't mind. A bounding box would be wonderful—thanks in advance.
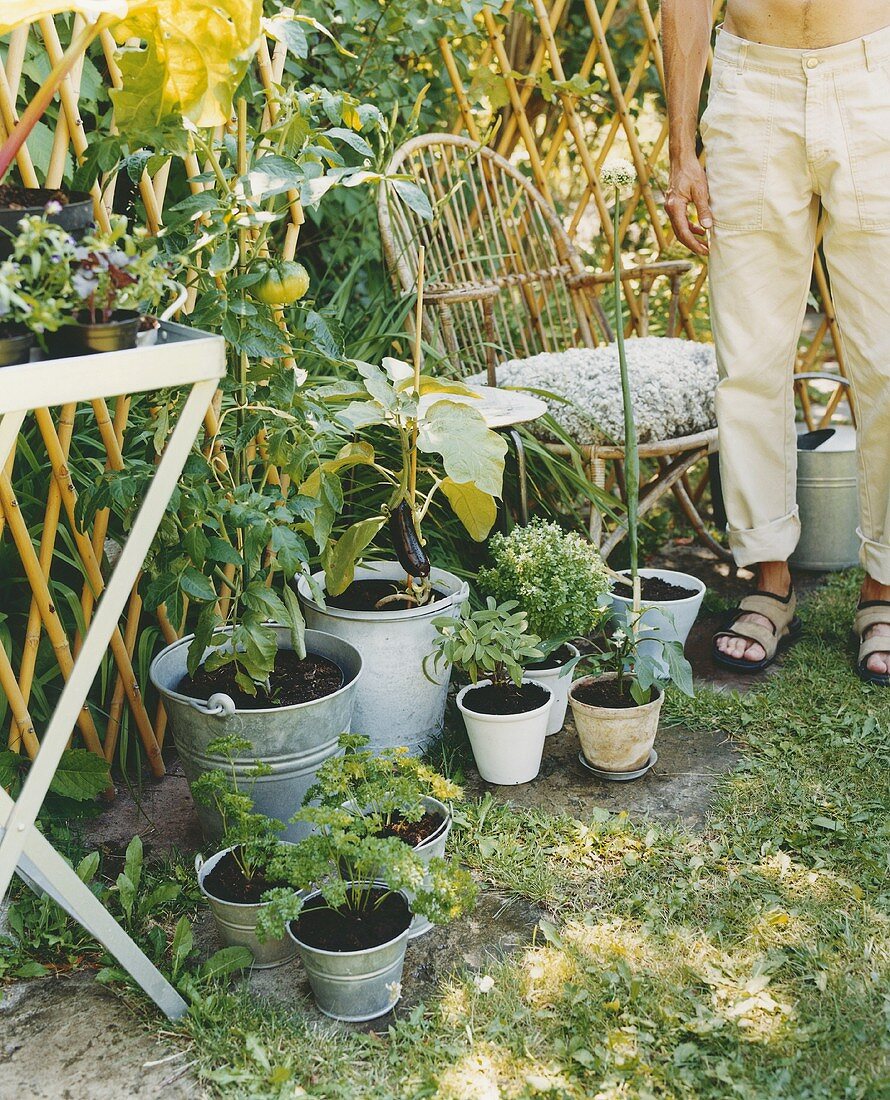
[468,337,718,445]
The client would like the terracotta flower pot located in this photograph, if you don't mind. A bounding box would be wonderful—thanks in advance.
[569,672,662,772]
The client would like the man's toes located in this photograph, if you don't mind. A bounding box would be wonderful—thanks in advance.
[865,651,890,676]
[743,642,766,663]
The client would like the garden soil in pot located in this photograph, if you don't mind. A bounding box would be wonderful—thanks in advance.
[201,847,283,905]
[292,888,410,952]
[461,681,550,715]
[178,650,343,710]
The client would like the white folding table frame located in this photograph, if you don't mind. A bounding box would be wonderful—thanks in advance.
[0,322,226,1019]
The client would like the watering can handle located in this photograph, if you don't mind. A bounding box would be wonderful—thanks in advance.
[795,372,851,388]
[159,281,189,322]
[185,692,237,718]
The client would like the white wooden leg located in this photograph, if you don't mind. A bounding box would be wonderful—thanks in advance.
[0,788,187,1019]
[0,379,217,901]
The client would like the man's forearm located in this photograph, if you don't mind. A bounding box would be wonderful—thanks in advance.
[662,0,712,162]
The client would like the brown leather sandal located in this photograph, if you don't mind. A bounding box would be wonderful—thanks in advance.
[854,601,890,686]
[712,589,801,673]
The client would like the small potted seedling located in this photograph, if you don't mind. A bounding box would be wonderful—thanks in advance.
[428,599,553,785]
[192,737,302,968]
[306,733,464,938]
[568,604,694,776]
[478,519,611,735]
[0,213,177,357]
[256,806,476,1021]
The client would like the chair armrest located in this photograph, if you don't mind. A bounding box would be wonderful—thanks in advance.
[422,281,502,305]
[567,259,694,289]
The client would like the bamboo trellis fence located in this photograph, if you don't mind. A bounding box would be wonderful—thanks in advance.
[0,16,305,772]
[0,2,844,769]
[438,0,846,433]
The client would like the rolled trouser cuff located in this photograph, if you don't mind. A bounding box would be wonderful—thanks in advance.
[727,509,801,568]
[858,529,890,586]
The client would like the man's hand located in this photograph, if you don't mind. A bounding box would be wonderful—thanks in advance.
[665,157,713,256]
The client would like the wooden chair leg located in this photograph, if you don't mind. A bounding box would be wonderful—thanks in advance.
[587,452,607,547]
[506,428,529,525]
[670,467,732,560]
[599,450,703,561]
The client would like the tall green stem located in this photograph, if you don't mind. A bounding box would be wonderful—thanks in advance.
[612,188,640,613]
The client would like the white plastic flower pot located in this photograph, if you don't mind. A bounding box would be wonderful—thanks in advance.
[456,678,552,785]
[523,643,580,736]
[611,568,705,674]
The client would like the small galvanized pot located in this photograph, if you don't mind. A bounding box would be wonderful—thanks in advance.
[342,795,451,939]
[403,795,452,940]
[45,309,140,357]
[569,673,663,773]
[288,883,411,1022]
[150,627,362,844]
[196,847,298,969]
[0,328,33,368]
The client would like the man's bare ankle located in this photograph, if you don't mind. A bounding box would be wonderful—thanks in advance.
[861,574,890,602]
[754,561,792,597]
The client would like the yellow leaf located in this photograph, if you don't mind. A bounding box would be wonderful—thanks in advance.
[440,478,497,541]
[0,1,125,33]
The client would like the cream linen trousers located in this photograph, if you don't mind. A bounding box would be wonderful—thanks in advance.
[704,26,890,583]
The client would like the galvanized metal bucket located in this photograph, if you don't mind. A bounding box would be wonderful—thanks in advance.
[196,847,298,969]
[288,883,411,1021]
[403,796,452,940]
[298,562,469,755]
[150,627,362,844]
[790,374,860,572]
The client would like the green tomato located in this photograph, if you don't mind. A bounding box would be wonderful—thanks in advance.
[252,261,310,306]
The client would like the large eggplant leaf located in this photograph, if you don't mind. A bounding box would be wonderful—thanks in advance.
[440,477,497,541]
[1,1,262,139]
[418,400,506,498]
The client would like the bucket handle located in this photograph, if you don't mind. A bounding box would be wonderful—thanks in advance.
[795,371,851,388]
[195,853,204,875]
[185,692,237,718]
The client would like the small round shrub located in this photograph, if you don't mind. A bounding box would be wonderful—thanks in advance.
[477,519,610,641]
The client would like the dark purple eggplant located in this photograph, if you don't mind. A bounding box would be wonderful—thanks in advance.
[388,500,430,577]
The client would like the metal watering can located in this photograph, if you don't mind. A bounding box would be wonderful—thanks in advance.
[789,373,860,572]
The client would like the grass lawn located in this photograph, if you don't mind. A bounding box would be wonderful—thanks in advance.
[175,570,889,1098]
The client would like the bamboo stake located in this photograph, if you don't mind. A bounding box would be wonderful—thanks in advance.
[0,472,105,757]
[33,410,165,777]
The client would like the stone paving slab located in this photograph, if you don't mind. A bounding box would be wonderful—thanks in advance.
[0,974,199,1099]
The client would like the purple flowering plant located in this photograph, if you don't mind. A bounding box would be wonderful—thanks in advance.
[0,207,176,338]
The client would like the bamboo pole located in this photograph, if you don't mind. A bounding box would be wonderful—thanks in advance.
[33,410,165,777]
[0,472,105,757]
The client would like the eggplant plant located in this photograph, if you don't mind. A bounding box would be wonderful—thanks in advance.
[311,355,507,602]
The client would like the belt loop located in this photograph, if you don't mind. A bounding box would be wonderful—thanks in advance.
[736,41,749,73]
[863,35,875,70]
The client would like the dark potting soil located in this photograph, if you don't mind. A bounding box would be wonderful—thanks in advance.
[634,576,698,602]
[462,680,550,716]
[525,644,576,671]
[291,887,410,952]
[178,650,343,709]
[572,678,653,710]
[325,579,448,613]
[378,810,445,848]
[202,847,281,905]
[0,185,71,210]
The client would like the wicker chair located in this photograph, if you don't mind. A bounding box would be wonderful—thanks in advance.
[377,133,725,559]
